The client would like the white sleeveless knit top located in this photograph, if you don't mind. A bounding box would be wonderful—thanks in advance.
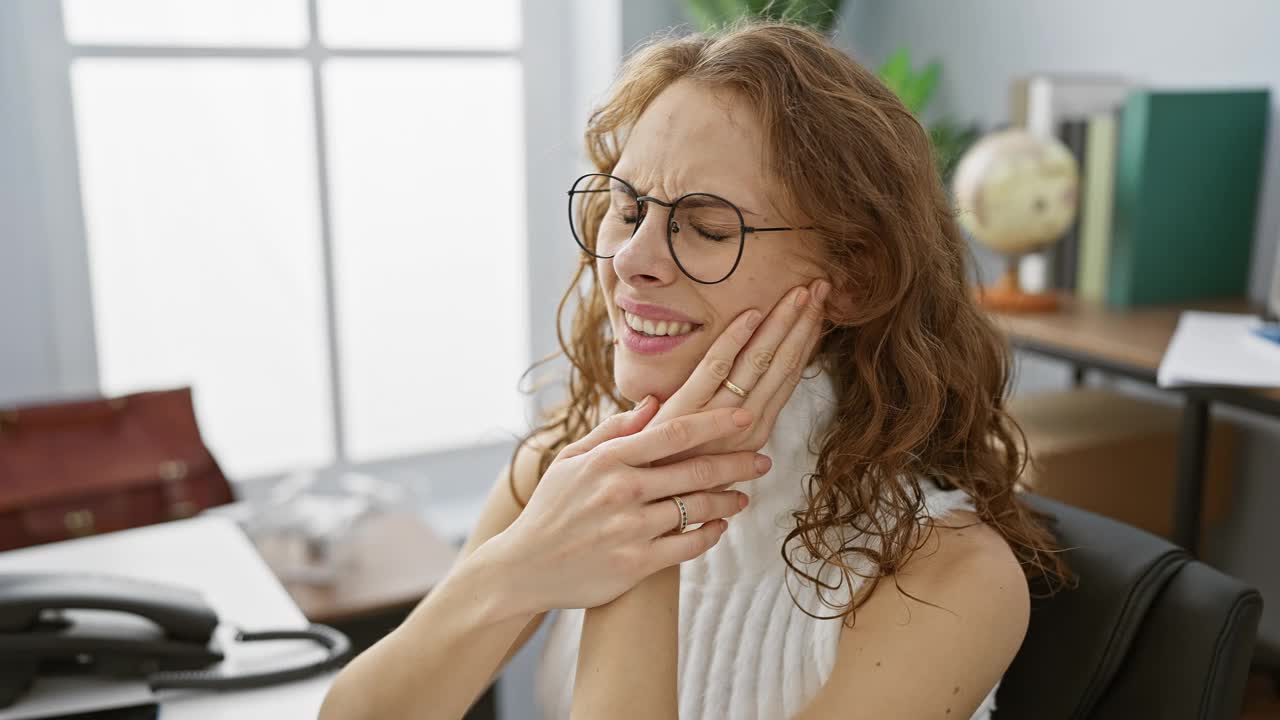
[534,369,1000,719]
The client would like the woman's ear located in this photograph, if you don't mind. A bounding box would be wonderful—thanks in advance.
[822,280,858,325]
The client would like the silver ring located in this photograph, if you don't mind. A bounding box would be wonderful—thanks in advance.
[670,495,688,534]
[722,379,749,399]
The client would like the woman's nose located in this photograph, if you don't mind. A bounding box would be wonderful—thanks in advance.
[610,204,679,286]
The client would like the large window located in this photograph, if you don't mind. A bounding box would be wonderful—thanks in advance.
[63,0,529,480]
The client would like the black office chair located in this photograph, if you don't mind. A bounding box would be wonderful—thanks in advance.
[997,494,1263,719]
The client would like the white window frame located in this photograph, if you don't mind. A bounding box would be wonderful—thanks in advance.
[0,0,616,511]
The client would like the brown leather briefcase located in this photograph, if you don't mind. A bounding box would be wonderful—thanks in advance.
[0,387,234,551]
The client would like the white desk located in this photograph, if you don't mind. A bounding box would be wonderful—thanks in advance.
[0,516,333,719]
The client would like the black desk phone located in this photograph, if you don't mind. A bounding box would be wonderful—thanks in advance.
[0,572,350,709]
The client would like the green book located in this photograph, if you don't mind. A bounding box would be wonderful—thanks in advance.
[1107,89,1269,308]
[1076,111,1118,302]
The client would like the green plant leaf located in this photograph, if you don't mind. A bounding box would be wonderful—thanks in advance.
[929,119,981,182]
[686,0,748,31]
[686,0,724,31]
[685,0,845,33]
[715,0,750,24]
[782,0,845,32]
[877,46,912,99]
[902,59,939,115]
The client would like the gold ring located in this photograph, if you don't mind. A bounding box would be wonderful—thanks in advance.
[670,495,688,534]
[722,379,749,399]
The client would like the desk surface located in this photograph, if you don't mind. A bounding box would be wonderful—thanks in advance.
[255,511,458,624]
[989,296,1280,402]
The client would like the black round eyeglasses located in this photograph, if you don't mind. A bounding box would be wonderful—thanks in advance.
[567,173,811,285]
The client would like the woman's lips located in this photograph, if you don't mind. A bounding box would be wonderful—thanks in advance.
[619,321,700,355]
[615,297,702,325]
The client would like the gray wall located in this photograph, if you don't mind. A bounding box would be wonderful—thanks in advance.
[622,0,688,54]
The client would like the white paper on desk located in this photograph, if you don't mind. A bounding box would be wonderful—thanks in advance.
[1157,311,1280,388]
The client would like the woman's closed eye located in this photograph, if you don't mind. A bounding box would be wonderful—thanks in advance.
[690,223,734,242]
[614,200,644,226]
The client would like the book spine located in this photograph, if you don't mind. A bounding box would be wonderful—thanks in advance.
[1009,76,1031,128]
[1109,90,1267,306]
[1054,119,1088,291]
[1107,92,1149,308]
[1076,112,1118,303]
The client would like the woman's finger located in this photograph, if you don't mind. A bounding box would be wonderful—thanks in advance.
[718,284,810,408]
[559,395,659,460]
[648,518,730,570]
[635,450,770,502]
[659,309,762,417]
[750,279,828,406]
[612,406,753,466]
[761,317,826,429]
[640,490,747,538]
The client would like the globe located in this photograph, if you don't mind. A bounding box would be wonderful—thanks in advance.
[951,128,1079,312]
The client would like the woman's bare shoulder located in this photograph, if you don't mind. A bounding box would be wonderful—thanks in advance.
[911,511,1028,612]
[795,513,1029,718]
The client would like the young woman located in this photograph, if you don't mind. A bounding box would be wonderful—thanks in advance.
[321,20,1065,720]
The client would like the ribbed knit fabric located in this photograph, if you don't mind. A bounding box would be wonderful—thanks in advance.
[534,369,1000,719]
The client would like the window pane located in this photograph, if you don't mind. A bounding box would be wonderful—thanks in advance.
[324,59,527,462]
[317,0,519,50]
[63,0,308,47]
[71,59,334,479]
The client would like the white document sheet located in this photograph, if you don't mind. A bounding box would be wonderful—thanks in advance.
[1156,311,1280,388]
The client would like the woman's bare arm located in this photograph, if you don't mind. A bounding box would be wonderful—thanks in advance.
[572,564,682,720]
[321,404,757,719]
[319,437,552,720]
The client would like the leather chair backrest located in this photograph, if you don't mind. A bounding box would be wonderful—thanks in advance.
[1091,560,1262,719]
[997,495,1262,719]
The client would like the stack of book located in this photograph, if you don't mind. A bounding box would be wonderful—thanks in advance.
[1010,75,1270,308]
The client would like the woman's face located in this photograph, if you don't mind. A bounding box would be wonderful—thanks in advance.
[601,79,826,403]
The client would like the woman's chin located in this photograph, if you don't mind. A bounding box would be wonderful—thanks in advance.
[613,364,683,405]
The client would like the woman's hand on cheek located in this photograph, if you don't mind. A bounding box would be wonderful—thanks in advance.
[646,277,829,470]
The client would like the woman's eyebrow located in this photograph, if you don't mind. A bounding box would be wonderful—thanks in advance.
[675,194,760,217]
[620,176,761,217]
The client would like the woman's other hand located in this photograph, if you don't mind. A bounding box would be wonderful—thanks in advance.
[480,401,772,614]
[648,277,829,467]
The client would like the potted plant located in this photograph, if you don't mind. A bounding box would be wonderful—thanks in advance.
[684,0,979,182]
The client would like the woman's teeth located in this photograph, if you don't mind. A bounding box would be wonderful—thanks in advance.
[623,310,696,337]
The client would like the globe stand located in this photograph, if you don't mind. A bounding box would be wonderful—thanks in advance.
[976,258,1059,313]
